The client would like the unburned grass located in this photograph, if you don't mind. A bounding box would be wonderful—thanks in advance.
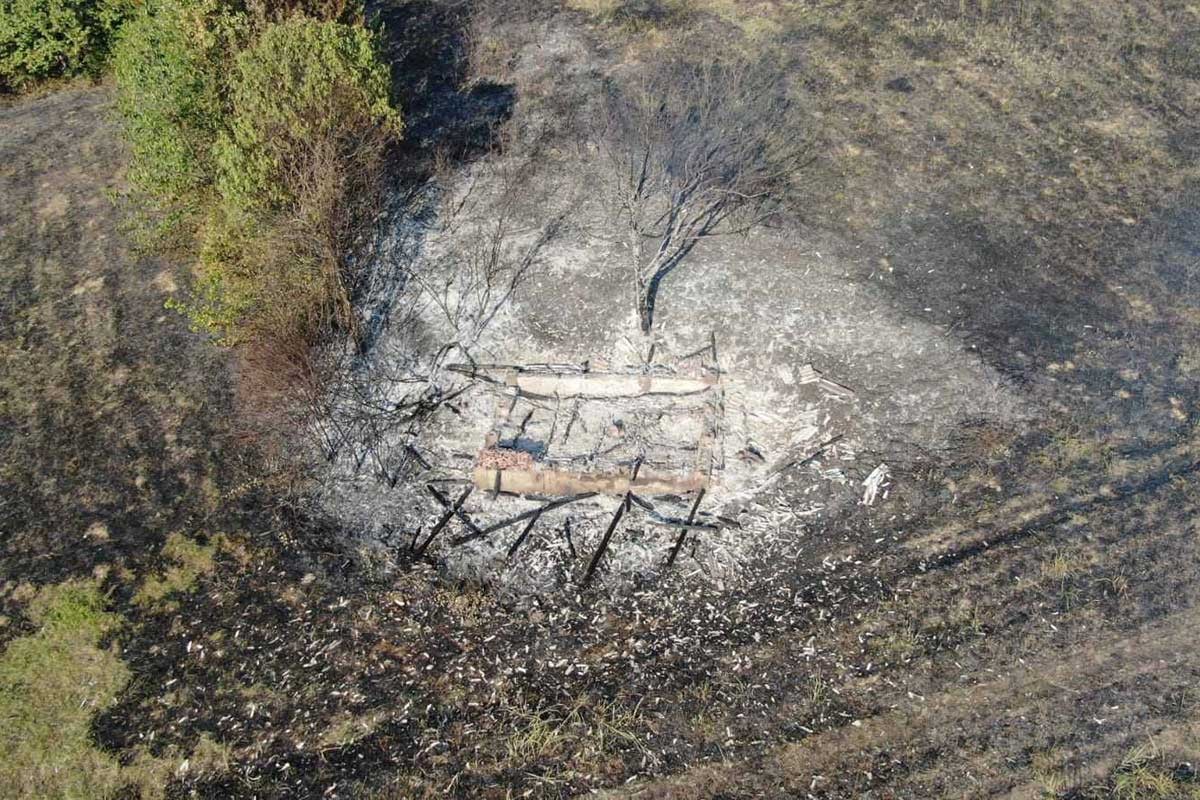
[0,580,171,799]
[1052,741,1200,799]
[499,695,649,780]
[133,531,229,608]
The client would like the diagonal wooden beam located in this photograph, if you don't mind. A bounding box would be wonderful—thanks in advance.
[665,488,706,568]
[624,457,643,513]
[505,508,544,560]
[628,492,720,529]
[415,485,473,555]
[583,459,641,586]
[449,492,597,546]
[583,499,626,586]
[428,484,483,539]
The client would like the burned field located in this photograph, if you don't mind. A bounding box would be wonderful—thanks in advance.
[4,1,1200,799]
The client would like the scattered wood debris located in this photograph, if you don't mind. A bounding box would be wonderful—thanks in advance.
[860,463,890,506]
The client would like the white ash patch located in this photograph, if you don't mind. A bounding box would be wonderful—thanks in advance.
[313,155,1029,595]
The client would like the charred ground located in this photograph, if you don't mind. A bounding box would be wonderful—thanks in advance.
[3,1,1200,798]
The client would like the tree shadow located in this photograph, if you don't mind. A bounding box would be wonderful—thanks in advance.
[350,1,516,351]
[369,0,515,171]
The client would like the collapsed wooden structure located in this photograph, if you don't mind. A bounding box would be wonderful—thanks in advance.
[405,359,727,580]
[409,352,855,585]
[454,362,723,500]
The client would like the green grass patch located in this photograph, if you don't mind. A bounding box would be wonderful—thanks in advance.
[0,580,171,799]
[133,531,225,608]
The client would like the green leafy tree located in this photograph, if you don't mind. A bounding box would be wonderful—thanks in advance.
[0,0,131,88]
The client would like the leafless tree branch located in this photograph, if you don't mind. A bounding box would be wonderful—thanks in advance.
[596,55,812,333]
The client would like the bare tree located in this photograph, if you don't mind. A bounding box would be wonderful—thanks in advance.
[597,56,811,333]
[408,145,569,350]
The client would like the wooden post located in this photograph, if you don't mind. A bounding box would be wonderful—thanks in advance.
[666,488,706,568]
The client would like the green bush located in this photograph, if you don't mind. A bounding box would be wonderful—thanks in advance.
[113,3,399,344]
[214,15,400,213]
[111,0,245,207]
[0,0,131,89]
[189,16,399,342]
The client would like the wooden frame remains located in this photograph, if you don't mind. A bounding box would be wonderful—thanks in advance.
[461,362,723,499]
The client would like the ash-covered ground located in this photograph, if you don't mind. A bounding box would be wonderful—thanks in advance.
[314,154,1030,595]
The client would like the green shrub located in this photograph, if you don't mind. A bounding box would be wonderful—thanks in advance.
[214,15,400,213]
[183,15,400,341]
[113,4,399,344]
[111,0,246,207]
[0,0,131,89]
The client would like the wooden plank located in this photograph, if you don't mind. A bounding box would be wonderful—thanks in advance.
[515,371,717,398]
[471,464,707,497]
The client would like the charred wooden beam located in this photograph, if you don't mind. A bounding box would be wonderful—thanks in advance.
[449,492,597,546]
[428,484,482,539]
[666,489,706,568]
[625,457,643,513]
[415,485,473,555]
[505,508,544,560]
[583,460,642,585]
[405,444,432,471]
[584,499,626,586]
[629,493,720,530]
[769,434,844,477]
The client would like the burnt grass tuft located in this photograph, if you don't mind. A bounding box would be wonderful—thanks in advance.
[3,1,1200,798]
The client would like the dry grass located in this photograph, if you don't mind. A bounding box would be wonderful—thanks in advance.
[1060,741,1200,800]
[498,695,649,780]
[318,709,390,750]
